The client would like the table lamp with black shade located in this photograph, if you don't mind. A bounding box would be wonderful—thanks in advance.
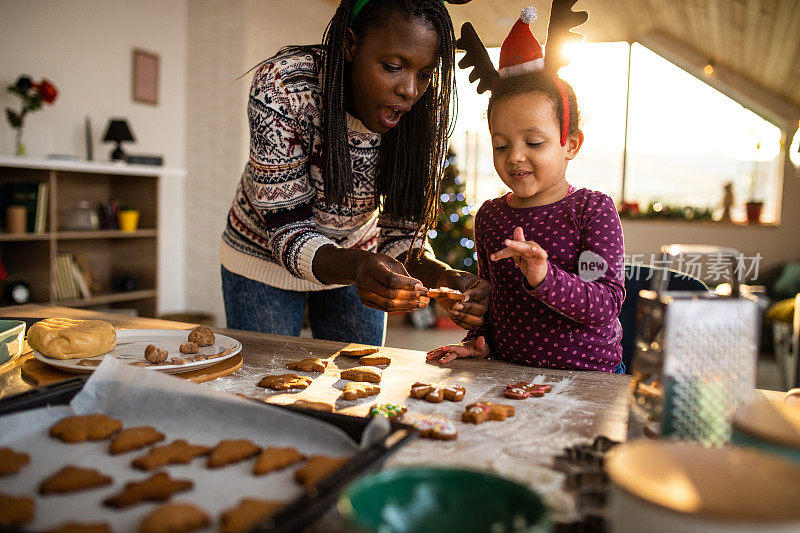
[102,119,135,161]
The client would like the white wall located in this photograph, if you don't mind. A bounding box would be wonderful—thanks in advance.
[184,0,335,326]
[0,0,188,315]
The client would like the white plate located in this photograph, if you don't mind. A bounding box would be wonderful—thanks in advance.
[33,329,242,374]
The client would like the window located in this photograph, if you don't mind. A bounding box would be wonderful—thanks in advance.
[452,42,785,224]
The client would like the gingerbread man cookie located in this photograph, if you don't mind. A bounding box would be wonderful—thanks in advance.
[254,446,306,476]
[292,399,334,412]
[461,402,515,424]
[0,447,30,476]
[207,439,261,468]
[140,502,210,533]
[358,353,391,366]
[295,456,349,489]
[0,493,34,528]
[504,381,552,400]
[411,418,458,440]
[39,466,113,495]
[427,287,465,300]
[340,366,381,383]
[220,499,284,533]
[286,357,328,373]
[410,382,465,403]
[49,414,122,443]
[338,346,379,357]
[103,472,193,508]
[341,382,381,400]
[109,426,165,455]
[132,440,210,471]
[257,373,313,391]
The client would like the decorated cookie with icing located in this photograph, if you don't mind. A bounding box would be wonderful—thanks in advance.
[504,381,552,400]
[410,382,466,403]
[368,403,407,420]
[411,418,458,440]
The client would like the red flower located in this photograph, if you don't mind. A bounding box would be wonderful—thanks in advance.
[34,79,58,104]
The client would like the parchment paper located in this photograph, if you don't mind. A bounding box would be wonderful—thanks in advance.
[0,358,369,532]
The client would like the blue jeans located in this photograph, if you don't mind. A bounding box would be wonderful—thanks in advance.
[221,266,386,345]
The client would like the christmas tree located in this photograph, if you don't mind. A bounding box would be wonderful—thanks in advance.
[430,147,478,274]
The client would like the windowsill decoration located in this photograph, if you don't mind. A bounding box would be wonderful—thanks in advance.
[5,75,58,156]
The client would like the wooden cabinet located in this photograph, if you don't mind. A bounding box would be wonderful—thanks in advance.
[0,156,184,318]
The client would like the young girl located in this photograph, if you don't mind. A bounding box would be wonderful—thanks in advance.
[220,0,489,344]
[428,7,624,372]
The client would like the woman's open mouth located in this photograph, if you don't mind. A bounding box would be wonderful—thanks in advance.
[378,105,409,130]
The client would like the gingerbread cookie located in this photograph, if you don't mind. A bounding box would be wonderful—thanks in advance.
[427,287,465,300]
[39,466,112,494]
[104,472,193,508]
[254,446,307,476]
[179,342,199,354]
[410,382,465,403]
[220,498,284,533]
[340,366,381,384]
[411,418,458,440]
[295,456,348,489]
[0,447,30,476]
[338,346,379,357]
[140,502,210,533]
[461,402,515,424]
[188,326,215,347]
[257,373,313,391]
[45,522,111,533]
[207,439,261,468]
[50,414,122,443]
[341,382,381,400]
[504,381,552,400]
[358,353,391,366]
[0,493,34,528]
[109,426,165,455]
[132,439,210,471]
[368,403,407,420]
[292,400,334,412]
[145,344,169,364]
[286,357,328,373]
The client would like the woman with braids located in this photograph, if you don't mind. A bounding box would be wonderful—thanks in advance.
[220,0,489,344]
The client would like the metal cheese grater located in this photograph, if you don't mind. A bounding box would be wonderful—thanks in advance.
[630,244,759,446]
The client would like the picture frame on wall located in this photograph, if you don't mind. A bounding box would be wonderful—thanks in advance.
[132,48,159,105]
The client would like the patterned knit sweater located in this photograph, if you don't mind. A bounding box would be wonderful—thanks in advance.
[221,51,424,291]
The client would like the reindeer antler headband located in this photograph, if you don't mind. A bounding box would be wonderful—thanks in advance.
[457,1,588,145]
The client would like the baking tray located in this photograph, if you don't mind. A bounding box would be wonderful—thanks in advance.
[0,377,417,533]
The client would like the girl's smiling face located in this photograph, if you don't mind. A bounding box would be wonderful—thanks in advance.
[489,91,583,208]
[344,16,440,134]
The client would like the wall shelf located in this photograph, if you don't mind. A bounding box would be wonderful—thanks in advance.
[0,157,166,317]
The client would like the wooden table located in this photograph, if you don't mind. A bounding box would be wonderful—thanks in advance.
[0,305,632,528]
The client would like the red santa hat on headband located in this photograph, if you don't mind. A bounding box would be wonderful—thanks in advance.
[498,6,544,78]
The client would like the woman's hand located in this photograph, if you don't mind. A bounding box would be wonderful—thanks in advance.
[426,336,489,365]
[490,226,548,288]
[355,253,430,312]
[433,269,490,329]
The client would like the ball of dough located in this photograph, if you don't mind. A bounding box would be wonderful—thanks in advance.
[28,318,116,360]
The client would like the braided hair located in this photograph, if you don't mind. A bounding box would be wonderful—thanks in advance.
[277,0,456,243]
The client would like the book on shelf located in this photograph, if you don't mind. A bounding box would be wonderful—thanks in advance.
[0,181,48,233]
[53,252,88,301]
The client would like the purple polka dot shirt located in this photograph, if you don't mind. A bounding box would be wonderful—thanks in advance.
[465,187,625,372]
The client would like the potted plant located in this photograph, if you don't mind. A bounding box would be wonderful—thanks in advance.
[117,203,140,233]
[745,168,763,224]
[5,75,58,156]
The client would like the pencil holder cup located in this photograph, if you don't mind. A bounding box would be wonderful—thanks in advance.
[118,209,140,232]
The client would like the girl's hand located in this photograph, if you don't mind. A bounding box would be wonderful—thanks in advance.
[356,254,430,312]
[426,336,490,365]
[490,226,548,288]
[432,269,490,329]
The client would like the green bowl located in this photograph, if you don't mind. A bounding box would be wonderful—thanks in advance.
[0,320,26,366]
[339,467,551,533]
